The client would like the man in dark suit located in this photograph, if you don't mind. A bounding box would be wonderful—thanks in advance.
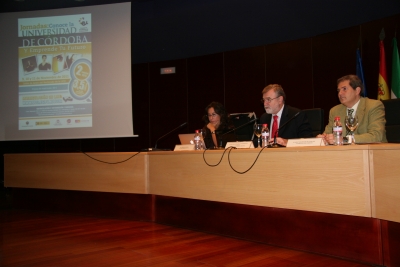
[259,84,313,146]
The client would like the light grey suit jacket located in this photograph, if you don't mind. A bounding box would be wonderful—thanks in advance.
[323,97,387,143]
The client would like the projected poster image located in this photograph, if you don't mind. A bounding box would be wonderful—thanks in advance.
[22,55,39,74]
[18,14,92,130]
[38,54,52,71]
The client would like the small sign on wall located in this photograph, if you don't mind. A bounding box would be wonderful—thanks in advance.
[160,67,176,74]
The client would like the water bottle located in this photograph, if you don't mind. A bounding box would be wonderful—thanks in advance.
[333,116,343,146]
[194,130,202,150]
[261,124,269,147]
[199,129,206,149]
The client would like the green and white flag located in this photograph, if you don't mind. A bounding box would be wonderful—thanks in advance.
[391,37,400,99]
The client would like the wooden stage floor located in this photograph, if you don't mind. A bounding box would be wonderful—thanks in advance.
[0,209,373,267]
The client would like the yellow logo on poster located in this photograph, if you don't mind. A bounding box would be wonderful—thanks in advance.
[73,62,91,80]
[68,58,92,100]
[72,79,89,97]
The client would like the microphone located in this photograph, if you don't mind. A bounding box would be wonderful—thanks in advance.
[214,118,257,149]
[271,111,300,148]
[142,122,187,152]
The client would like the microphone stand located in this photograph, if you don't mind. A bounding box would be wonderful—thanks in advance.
[270,111,300,148]
[270,132,285,148]
[215,139,225,150]
[142,122,187,151]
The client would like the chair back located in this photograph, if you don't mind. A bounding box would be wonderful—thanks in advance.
[302,108,324,136]
[382,99,400,143]
[229,112,257,141]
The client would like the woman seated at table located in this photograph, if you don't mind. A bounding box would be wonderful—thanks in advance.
[202,102,234,149]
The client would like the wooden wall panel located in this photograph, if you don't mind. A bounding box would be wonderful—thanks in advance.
[155,196,382,266]
[80,138,116,152]
[12,188,153,221]
[312,26,359,124]
[41,139,82,153]
[224,46,266,118]
[114,137,142,152]
[130,63,151,151]
[265,38,314,109]
[149,59,188,150]
[187,53,224,132]
[1,140,46,154]
[382,220,400,267]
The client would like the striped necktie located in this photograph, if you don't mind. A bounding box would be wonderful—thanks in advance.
[348,109,354,118]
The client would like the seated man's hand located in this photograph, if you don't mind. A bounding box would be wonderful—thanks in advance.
[317,133,334,145]
[269,137,288,147]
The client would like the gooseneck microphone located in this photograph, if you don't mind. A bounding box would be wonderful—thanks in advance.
[271,111,300,148]
[142,122,187,151]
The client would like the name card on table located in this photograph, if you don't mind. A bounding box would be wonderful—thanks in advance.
[174,144,195,151]
[286,138,325,147]
[225,141,255,149]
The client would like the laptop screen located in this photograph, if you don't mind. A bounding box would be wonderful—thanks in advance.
[178,133,195,144]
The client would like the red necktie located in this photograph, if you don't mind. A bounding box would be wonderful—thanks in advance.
[272,115,279,138]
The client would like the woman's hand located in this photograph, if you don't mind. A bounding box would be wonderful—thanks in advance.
[207,122,219,147]
[207,122,218,132]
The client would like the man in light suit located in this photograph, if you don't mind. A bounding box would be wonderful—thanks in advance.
[259,84,313,146]
[318,74,387,144]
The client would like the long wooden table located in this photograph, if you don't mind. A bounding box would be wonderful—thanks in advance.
[5,144,400,222]
[4,144,400,266]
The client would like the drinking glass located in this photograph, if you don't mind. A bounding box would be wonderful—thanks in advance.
[253,124,263,148]
[345,115,359,145]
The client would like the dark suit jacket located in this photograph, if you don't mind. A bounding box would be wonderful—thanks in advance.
[259,105,313,139]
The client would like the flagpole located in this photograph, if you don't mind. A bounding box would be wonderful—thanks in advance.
[391,35,400,99]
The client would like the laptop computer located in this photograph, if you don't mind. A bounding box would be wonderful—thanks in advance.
[178,133,195,144]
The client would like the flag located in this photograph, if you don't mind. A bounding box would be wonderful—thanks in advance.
[391,37,400,99]
[378,39,390,100]
[356,48,367,97]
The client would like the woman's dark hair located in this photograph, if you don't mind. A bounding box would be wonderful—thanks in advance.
[203,101,229,131]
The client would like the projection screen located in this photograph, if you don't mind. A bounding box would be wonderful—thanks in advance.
[0,2,135,141]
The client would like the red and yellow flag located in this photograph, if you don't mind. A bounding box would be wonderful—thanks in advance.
[378,40,390,100]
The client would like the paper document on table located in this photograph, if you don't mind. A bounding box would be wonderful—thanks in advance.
[286,138,324,147]
[225,141,254,149]
[174,144,195,151]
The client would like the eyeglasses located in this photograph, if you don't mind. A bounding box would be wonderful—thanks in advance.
[208,113,218,118]
[260,96,279,103]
